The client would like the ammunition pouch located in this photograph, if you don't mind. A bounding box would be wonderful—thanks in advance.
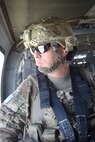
[28,123,65,142]
[42,128,60,142]
[29,123,43,141]
[27,117,95,142]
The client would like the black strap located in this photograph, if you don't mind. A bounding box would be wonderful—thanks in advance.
[70,65,93,142]
[37,73,51,109]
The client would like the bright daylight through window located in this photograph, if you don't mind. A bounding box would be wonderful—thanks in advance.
[0,51,4,106]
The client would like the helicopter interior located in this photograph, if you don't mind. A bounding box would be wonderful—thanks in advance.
[0,0,95,104]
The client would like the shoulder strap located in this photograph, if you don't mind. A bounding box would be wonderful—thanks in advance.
[37,71,51,109]
[70,65,93,142]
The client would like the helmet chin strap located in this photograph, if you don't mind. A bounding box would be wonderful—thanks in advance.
[38,58,62,74]
[38,46,67,74]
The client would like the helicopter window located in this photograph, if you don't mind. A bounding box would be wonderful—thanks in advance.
[0,47,4,106]
[15,49,36,88]
[72,43,95,73]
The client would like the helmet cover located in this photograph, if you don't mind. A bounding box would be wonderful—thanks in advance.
[22,17,77,51]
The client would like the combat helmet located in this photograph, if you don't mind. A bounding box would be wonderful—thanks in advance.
[22,17,77,52]
[22,17,77,74]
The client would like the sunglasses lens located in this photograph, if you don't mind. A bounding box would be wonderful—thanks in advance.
[30,43,51,54]
[38,45,45,53]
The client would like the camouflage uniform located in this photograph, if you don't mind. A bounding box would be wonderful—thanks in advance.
[0,17,95,141]
[0,69,95,142]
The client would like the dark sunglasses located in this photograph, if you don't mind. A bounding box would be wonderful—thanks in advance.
[30,43,51,54]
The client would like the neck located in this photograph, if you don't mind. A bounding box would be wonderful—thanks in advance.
[47,63,70,78]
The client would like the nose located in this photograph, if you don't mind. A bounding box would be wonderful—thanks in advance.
[33,50,41,58]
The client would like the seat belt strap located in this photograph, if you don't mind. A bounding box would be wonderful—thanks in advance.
[37,72,75,142]
[70,65,93,142]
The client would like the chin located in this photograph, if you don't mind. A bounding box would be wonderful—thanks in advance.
[36,63,42,66]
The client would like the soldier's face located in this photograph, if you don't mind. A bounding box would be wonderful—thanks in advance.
[31,45,57,68]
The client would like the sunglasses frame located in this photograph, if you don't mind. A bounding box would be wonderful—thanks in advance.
[30,43,51,54]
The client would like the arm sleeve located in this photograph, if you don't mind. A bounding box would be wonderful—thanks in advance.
[0,78,32,142]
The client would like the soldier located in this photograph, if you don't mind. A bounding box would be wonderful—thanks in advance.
[0,17,95,142]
